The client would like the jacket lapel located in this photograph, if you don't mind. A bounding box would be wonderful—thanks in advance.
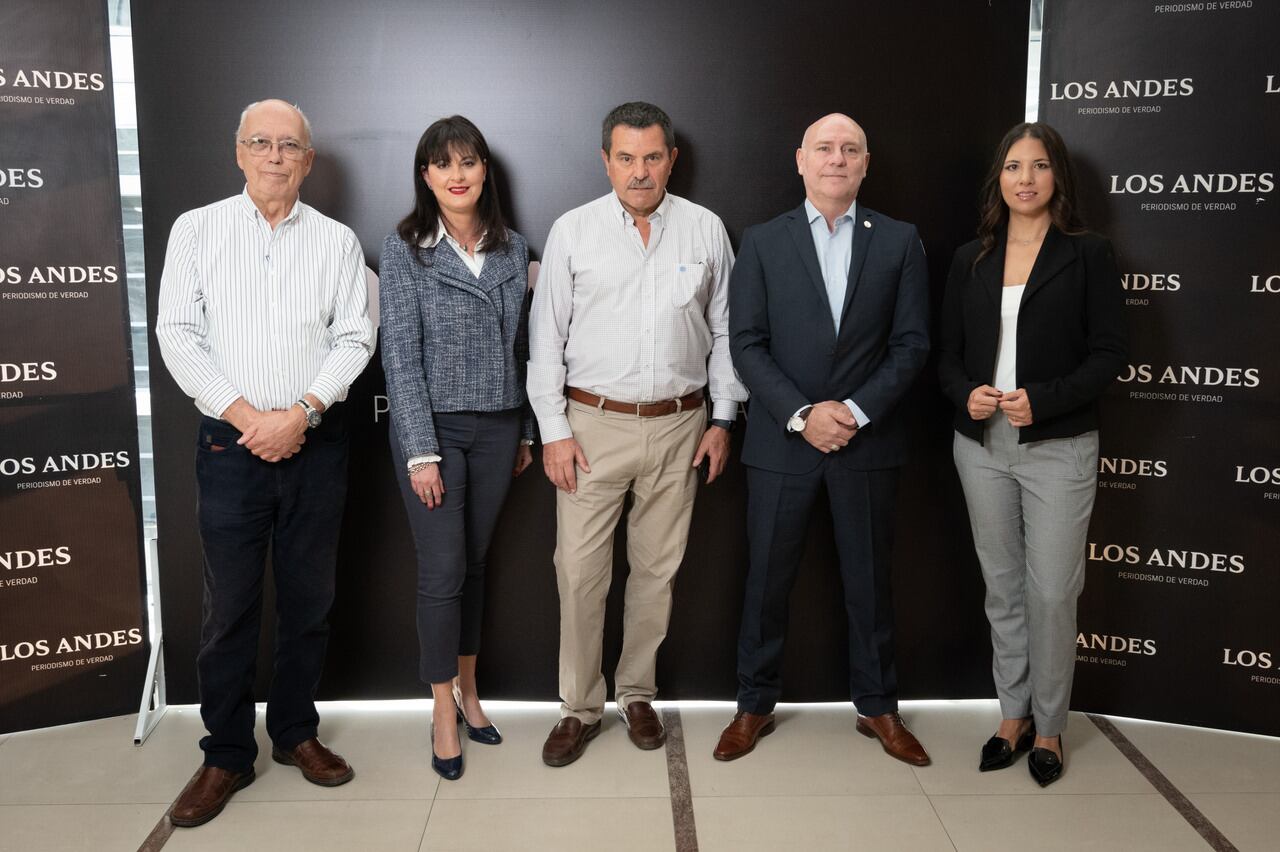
[785,207,833,331]
[1021,225,1074,306]
[976,236,1007,309]
[838,207,873,326]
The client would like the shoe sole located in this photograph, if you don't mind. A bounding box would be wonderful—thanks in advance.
[712,718,776,762]
[855,720,932,766]
[617,707,666,750]
[271,748,355,787]
[169,770,255,827]
[542,722,602,767]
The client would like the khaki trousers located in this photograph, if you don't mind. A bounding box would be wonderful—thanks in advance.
[556,399,706,723]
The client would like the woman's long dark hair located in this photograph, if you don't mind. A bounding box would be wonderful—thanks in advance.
[397,115,510,260]
[974,121,1086,266]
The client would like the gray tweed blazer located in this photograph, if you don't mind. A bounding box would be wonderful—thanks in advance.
[379,230,533,458]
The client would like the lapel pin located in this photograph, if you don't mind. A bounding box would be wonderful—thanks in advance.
[863,220,872,228]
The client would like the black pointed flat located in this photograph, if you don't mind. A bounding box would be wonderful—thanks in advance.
[979,723,1036,772]
[1029,737,1064,787]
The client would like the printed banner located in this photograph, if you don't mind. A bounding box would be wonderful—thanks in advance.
[1041,0,1280,735]
[0,0,149,734]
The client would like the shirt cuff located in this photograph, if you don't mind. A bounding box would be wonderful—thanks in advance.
[710,399,738,421]
[201,379,243,422]
[407,453,442,469]
[843,399,870,427]
[306,376,341,410]
[536,415,573,444]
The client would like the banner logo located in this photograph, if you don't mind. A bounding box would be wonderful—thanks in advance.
[1050,78,1193,100]
[0,168,44,189]
[1250,274,1280,293]
[0,69,104,91]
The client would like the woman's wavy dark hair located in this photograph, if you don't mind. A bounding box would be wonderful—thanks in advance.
[397,115,509,261]
[974,121,1086,266]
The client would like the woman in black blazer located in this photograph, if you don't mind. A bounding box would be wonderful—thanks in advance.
[938,122,1127,786]
[379,116,533,781]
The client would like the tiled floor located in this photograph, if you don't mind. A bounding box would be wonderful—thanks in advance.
[0,700,1275,852]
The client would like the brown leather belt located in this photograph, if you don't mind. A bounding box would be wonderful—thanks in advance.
[567,387,704,417]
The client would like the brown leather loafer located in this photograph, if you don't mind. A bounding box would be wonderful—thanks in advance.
[541,716,601,767]
[169,765,255,827]
[713,710,776,761]
[856,712,931,766]
[271,737,355,786]
[618,701,666,750]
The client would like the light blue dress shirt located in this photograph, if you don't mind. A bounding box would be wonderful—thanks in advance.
[803,199,870,428]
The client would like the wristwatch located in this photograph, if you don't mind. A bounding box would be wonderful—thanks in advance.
[709,418,735,432]
[296,398,322,430]
[786,405,813,433]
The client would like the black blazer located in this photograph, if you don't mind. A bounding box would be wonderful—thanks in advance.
[729,204,930,474]
[938,227,1128,444]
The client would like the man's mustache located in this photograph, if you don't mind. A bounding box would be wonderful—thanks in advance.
[627,179,656,189]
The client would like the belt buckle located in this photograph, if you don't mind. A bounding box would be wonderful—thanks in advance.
[634,401,643,416]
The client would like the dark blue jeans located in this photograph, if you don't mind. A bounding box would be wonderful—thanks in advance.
[389,410,520,684]
[194,412,349,772]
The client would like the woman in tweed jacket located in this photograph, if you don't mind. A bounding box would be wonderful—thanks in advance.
[379,115,533,781]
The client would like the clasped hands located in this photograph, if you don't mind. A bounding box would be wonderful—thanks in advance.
[802,401,858,454]
[223,398,309,463]
[967,385,1034,427]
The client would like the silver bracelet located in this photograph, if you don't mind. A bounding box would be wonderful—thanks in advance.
[407,460,438,476]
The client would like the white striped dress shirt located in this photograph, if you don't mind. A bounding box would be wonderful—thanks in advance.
[527,192,748,443]
[156,188,374,419]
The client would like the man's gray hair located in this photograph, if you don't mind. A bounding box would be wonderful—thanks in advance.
[235,99,313,147]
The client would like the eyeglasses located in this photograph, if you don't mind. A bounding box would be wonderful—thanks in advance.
[238,136,311,160]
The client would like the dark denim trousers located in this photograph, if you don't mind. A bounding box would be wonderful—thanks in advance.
[389,410,520,684]
[194,411,349,772]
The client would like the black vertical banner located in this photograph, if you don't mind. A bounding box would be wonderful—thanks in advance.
[1041,0,1280,735]
[0,0,149,733]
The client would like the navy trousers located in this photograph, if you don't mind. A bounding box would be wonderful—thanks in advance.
[736,461,900,717]
[389,410,520,684]
[194,412,349,772]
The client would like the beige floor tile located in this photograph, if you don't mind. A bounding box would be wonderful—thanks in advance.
[1108,715,1280,793]
[681,704,924,797]
[420,797,675,851]
[232,704,440,802]
[164,800,430,852]
[1186,792,1280,852]
[0,802,167,852]
[434,704,671,799]
[694,794,953,852]
[931,793,1209,852]
[0,708,208,805]
[905,702,1154,795]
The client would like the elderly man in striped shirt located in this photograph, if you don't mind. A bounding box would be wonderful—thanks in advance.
[528,101,749,766]
[156,99,373,827]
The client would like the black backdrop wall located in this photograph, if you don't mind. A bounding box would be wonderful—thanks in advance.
[134,1,1030,706]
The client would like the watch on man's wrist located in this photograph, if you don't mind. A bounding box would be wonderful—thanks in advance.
[786,405,813,433]
[709,418,735,433]
[296,398,322,430]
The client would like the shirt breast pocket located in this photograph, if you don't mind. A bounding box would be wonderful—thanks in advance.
[671,261,708,309]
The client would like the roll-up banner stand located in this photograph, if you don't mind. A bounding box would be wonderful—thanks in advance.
[1041,0,1280,736]
[0,0,150,734]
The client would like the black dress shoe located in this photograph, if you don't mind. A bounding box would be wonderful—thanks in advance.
[1029,737,1064,787]
[455,696,502,745]
[979,723,1036,772]
[430,724,464,781]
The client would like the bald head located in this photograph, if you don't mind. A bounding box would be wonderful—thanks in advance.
[800,113,867,152]
[796,113,871,215]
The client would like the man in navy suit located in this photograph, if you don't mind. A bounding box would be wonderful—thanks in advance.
[713,114,931,765]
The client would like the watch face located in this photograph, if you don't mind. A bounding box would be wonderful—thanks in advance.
[306,410,322,428]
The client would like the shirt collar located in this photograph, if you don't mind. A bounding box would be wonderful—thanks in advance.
[609,190,671,226]
[421,218,486,252]
[804,198,857,229]
[238,185,303,225]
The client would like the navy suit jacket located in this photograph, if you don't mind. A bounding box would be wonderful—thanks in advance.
[729,203,930,474]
